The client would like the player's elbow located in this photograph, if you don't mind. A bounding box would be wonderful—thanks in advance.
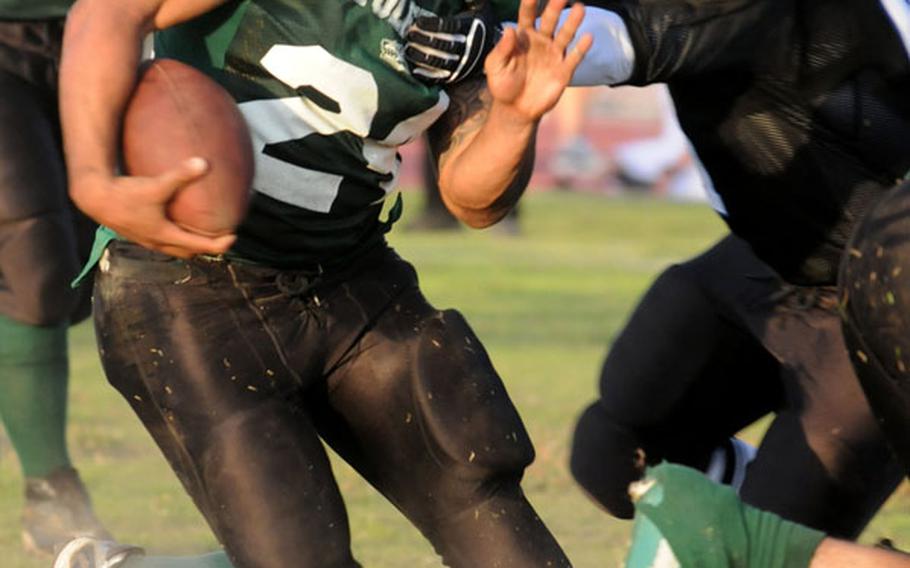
[439,179,524,229]
[452,206,501,229]
[437,179,493,228]
[442,195,509,229]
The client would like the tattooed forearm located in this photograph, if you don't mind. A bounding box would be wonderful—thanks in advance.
[427,75,491,173]
[424,71,538,227]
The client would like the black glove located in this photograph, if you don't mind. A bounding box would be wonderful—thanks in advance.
[405,0,501,85]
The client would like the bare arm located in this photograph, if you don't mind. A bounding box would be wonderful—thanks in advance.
[426,77,536,228]
[810,539,910,568]
[427,0,591,228]
[60,0,234,257]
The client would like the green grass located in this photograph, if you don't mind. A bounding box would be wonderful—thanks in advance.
[1,192,907,567]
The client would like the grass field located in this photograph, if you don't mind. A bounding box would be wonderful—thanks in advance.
[1,192,908,567]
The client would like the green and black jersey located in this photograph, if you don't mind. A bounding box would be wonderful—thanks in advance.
[155,0,516,268]
[0,0,71,19]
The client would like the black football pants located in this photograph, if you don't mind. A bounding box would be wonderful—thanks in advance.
[571,234,903,538]
[0,18,94,326]
[93,241,569,568]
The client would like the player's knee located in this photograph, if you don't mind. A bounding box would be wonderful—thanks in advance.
[570,403,604,488]
[569,402,642,519]
[413,309,535,478]
[642,262,712,324]
[840,179,910,383]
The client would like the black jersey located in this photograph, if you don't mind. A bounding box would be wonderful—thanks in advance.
[595,0,910,284]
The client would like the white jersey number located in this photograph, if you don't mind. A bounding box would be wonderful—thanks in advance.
[238,45,448,213]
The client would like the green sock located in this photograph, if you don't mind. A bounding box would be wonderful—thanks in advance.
[122,551,234,568]
[626,463,826,568]
[0,314,72,478]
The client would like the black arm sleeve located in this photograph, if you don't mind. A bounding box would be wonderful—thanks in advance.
[589,0,786,85]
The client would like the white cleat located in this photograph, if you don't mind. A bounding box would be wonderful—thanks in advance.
[704,437,757,493]
[53,536,144,568]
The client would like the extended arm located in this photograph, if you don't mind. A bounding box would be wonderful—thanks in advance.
[426,76,536,228]
[810,539,910,568]
[405,3,633,86]
[589,0,780,84]
[427,0,591,228]
[407,0,776,89]
[60,0,234,257]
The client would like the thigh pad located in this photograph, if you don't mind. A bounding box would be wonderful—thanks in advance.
[412,309,535,479]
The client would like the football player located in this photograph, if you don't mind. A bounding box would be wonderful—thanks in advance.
[408,0,910,565]
[565,2,910,563]
[569,233,903,538]
[408,0,908,536]
[52,0,591,567]
[0,0,109,554]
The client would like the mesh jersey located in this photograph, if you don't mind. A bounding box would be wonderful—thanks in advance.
[595,0,910,285]
[0,0,71,19]
[155,0,515,267]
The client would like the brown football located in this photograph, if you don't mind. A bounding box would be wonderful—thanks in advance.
[122,58,254,236]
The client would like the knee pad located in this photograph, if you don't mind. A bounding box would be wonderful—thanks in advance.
[412,309,535,480]
[840,179,910,470]
[570,402,643,519]
[841,181,910,376]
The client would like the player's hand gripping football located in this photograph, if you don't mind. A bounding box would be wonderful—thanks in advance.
[484,0,591,123]
[72,159,235,259]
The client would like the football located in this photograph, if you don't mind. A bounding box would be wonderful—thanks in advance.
[121,58,254,236]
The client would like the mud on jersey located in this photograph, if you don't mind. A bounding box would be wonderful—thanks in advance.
[155,0,515,267]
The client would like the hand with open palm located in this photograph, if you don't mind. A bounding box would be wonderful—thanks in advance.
[484,0,593,124]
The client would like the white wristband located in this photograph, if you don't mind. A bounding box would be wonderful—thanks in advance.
[504,7,635,86]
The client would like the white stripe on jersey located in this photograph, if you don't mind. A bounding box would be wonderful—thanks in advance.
[880,0,910,61]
